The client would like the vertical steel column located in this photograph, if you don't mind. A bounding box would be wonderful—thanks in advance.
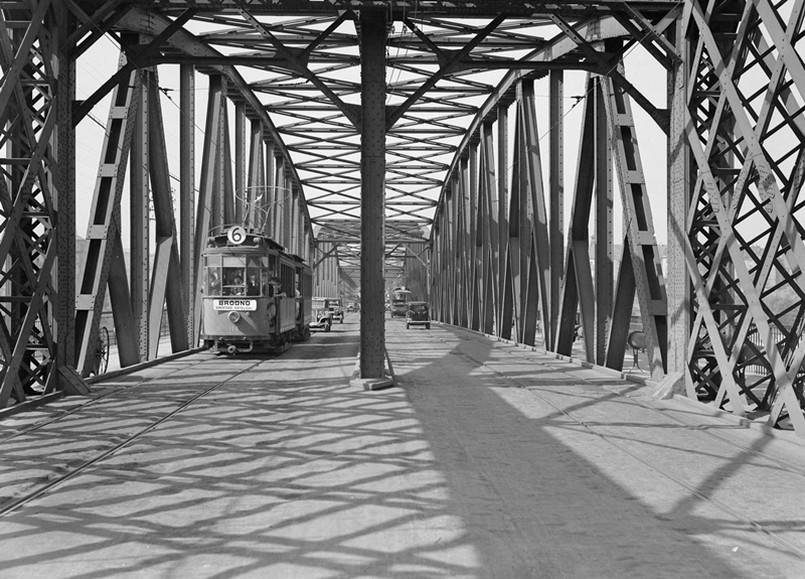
[509,110,525,340]
[102,61,140,372]
[594,80,613,365]
[274,156,285,243]
[479,122,499,335]
[548,71,564,347]
[556,75,599,358]
[331,246,338,293]
[359,7,387,379]
[234,102,246,224]
[290,185,299,255]
[222,112,235,226]
[287,183,296,251]
[520,79,551,347]
[282,168,292,248]
[54,3,80,389]
[449,184,458,325]
[264,143,275,235]
[431,219,441,320]
[179,64,195,344]
[666,18,689,380]
[433,218,444,321]
[192,74,225,333]
[449,175,459,325]
[74,53,141,376]
[329,245,337,294]
[602,74,668,378]
[130,59,149,360]
[146,70,188,356]
[447,189,456,326]
[280,163,288,246]
[248,120,263,230]
[497,104,513,340]
[209,79,228,231]
[458,158,470,328]
[468,143,480,332]
[298,199,305,258]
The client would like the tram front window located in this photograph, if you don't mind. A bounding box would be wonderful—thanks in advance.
[206,268,222,295]
[246,273,260,295]
[224,268,246,295]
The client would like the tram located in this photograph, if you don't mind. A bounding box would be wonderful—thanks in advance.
[200,225,313,354]
[390,287,412,317]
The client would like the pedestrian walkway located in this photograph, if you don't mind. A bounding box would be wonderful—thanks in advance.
[1,315,805,578]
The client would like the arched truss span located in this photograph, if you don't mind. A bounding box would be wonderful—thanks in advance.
[111,7,309,210]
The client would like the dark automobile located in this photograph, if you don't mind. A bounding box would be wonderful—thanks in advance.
[406,301,430,329]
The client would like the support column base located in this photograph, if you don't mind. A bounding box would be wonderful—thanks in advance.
[652,371,684,400]
[351,376,396,391]
[350,350,396,391]
[59,365,90,395]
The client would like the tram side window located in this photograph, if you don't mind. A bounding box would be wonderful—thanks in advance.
[204,255,223,295]
[280,263,294,297]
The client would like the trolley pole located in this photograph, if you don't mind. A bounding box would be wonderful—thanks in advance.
[358,8,390,385]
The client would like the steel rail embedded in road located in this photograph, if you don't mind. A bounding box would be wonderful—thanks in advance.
[0,355,271,519]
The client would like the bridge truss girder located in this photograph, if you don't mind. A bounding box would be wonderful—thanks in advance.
[432,0,805,435]
[1,0,804,438]
[0,1,86,407]
[682,0,805,433]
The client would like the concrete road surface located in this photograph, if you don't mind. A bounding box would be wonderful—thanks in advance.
[1,314,805,578]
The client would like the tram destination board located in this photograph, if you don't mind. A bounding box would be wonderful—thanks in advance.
[213,299,257,311]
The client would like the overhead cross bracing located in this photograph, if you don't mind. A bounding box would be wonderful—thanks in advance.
[93,0,680,244]
[2,0,805,438]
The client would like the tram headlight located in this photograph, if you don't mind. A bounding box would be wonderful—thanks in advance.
[228,310,241,324]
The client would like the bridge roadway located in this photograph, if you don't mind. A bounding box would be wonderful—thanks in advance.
[2,314,805,578]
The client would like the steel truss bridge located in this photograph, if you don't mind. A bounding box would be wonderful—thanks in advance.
[1,0,805,436]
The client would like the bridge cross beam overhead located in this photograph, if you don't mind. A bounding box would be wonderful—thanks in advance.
[1,1,805,437]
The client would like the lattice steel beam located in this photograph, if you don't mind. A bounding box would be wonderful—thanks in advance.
[684,0,805,434]
[0,1,89,405]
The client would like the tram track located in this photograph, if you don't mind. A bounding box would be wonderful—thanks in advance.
[0,356,212,443]
[0,354,271,518]
[435,333,805,562]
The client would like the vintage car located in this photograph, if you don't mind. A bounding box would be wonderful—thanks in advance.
[405,301,430,329]
[310,298,332,332]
